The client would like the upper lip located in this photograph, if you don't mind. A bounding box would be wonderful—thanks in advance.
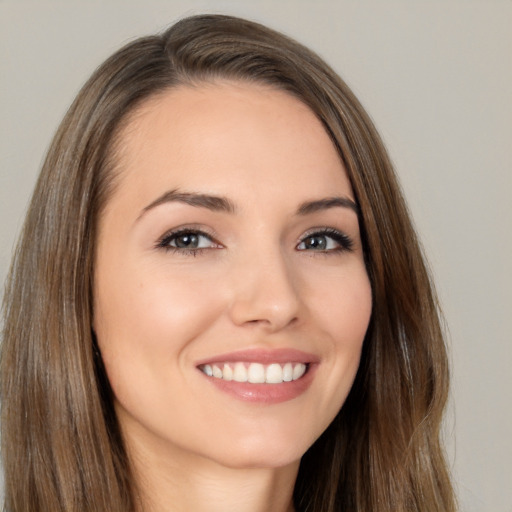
[195,348,320,366]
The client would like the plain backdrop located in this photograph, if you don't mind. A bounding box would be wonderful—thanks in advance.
[1,1,511,510]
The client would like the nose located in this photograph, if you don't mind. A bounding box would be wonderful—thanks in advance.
[227,249,302,332]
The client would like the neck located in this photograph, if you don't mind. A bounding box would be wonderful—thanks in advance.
[129,436,299,512]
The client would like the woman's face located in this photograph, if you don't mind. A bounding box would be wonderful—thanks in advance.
[93,81,372,469]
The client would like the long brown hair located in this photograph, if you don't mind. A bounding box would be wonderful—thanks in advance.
[1,14,456,511]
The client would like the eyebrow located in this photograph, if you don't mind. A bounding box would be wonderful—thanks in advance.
[138,189,358,220]
[139,189,236,219]
[297,197,359,216]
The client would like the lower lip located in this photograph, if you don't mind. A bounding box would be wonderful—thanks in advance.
[200,364,317,404]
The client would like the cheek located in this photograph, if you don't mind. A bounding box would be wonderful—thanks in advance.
[333,278,372,346]
[306,264,372,412]
[93,259,227,396]
[307,260,372,344]
[92,259,232,444]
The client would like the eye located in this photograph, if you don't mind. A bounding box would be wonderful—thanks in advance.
[156,229,221,253]
[297,229,353,253]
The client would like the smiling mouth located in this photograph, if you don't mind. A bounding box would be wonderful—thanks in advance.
[198,362,308,384]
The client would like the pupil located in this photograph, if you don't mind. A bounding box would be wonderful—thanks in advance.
[306,236,326,250]
[176,233,198,248]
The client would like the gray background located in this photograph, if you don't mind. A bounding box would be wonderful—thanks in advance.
[1,1,511,510]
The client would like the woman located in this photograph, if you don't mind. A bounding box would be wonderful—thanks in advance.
[1,14,456,512]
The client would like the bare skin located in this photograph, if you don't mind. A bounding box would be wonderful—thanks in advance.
[129,433,298,512]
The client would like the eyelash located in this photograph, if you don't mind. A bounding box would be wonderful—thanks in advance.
[155,227,354,255]
[297,228,354,254]
[155,227,220,256]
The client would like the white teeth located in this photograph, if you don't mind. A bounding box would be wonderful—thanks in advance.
[248,363,266,383]
[283,362,293,382]
[201,362,308,384]
[200,362,307,384]
[222,364,233,381]
[293,363,306,380]
[233,362,247,382]
[266,363,283,383]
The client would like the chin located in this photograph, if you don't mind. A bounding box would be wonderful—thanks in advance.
[211,449,303,471]
[201,427,317,470]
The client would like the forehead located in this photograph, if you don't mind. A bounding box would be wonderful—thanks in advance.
[109,80,352,211]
